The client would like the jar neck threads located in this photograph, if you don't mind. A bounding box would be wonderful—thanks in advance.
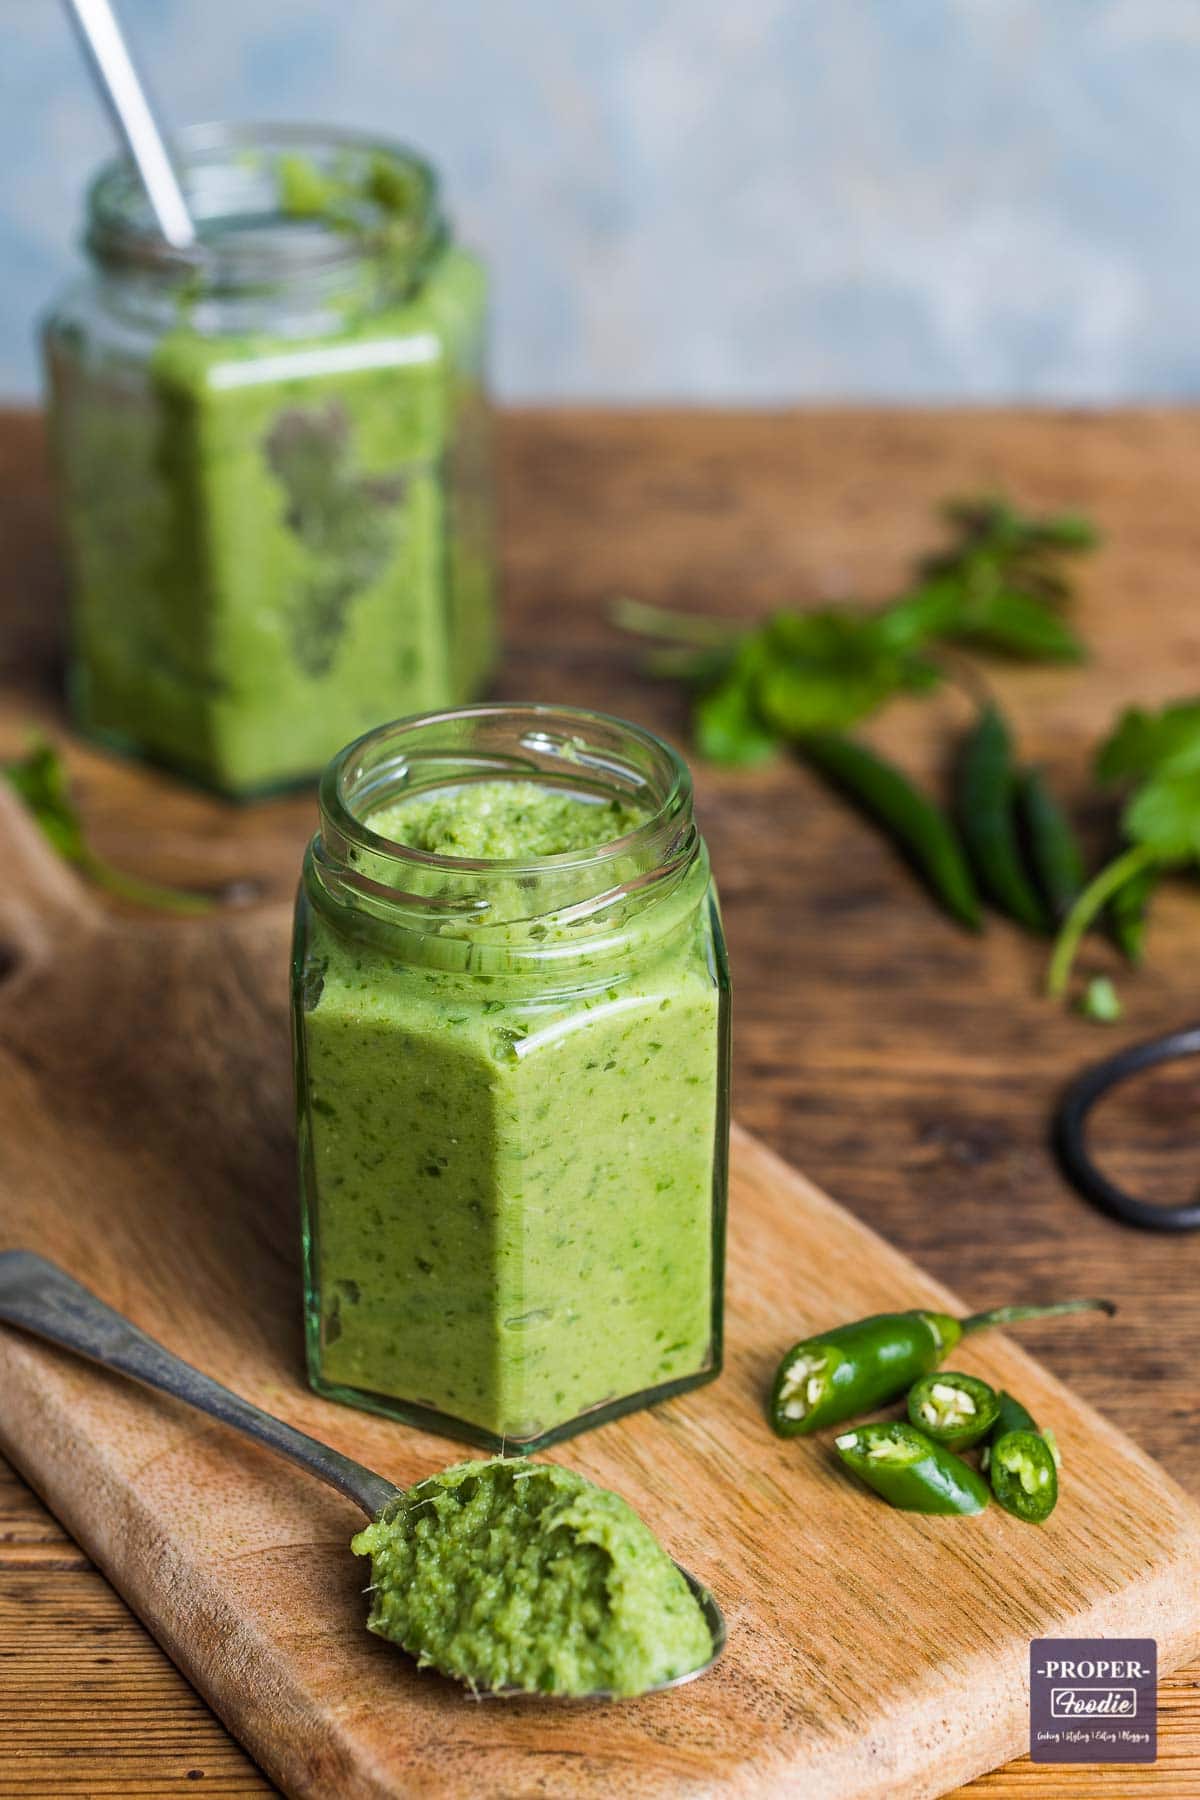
[306,705,704,964]
[84,122,446,338]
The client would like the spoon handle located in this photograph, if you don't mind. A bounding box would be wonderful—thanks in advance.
[0,1250,399,1520]
[60,0,196,248]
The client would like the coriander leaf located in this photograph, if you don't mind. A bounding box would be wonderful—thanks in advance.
[948,590,1085,662]
[756,660,877,735]
[693,678,777,767]
[1096,701,1200,783]
[3,738,216,916]
[935,496,1100,560]
[763,609,940,684]
[757,609,940,736]
[692,641,778,766]
[1050,695,1200,1000]
[613,490,1097,755]
[4,739,87,862]
[1019,513,1101,553]
[874,579,965,650]
[1123,770,1200,861]
[921,499,1097,655]
[1108,861,1158,963]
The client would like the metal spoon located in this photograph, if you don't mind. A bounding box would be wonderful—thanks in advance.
[60,0,197,248]
[0,1250,725,1698]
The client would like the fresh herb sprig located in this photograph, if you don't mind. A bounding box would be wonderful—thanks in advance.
[615,496,1098,932]
[614,495,1096,768]
[3,739,215,915]
[1047,700,1200,997]
[616,500,1200,1011]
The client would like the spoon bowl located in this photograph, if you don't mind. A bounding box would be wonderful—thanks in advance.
[484,1566,725,1700]
[0,1249,725,1699]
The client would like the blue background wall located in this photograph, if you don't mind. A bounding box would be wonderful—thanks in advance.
[5,1,1197,401]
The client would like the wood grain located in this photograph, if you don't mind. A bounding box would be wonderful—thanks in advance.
[3,406,1200,1794]
[0,1569,272,1798]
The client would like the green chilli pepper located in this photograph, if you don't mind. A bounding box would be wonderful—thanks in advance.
[1018,767,1085,922]
[989,1390,1038,1438]
[983,1390,1061,1523]
[906,1370,1000,1451]
[770,1297,1113,1438]
[834,1422,990,1515]
[958,705,1049,934]
[799,732,982,931]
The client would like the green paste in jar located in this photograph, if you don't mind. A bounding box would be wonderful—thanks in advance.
[298,778,725,1446]
[44,138,495,796]
[351,1457,713,1696]
[370,779,647,858]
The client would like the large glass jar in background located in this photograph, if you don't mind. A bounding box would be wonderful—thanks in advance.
[42,125,495,797]
[292,705,731,1451]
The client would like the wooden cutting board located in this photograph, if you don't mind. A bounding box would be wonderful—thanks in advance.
[0,786,1198,1800]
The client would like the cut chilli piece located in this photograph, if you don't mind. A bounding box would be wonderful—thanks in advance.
[906,1370,1000,1451]
[986,1391,1061,1524]
[833,1422,990,1516]
[768,1298,1112,1439]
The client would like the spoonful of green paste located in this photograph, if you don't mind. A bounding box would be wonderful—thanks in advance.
[0,1251,722,1699]
[355,1456,716,1697]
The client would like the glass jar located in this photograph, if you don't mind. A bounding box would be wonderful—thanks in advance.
[292,704,731,1451]
[42,124,495,797]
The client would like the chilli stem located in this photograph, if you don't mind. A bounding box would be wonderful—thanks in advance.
[960,1298,1116,1335]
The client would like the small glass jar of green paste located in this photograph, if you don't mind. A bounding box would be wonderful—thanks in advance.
[42,124,495,796]
[293,704,731,1450]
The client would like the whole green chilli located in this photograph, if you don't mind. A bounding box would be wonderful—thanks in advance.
[834,1422,990,1515]
[958,706,1049,933]
[799,732,982,930]
[1018,767,1085,922]
[770,1298,1113,1438]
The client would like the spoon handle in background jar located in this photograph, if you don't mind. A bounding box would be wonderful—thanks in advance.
[59,0,197,248]
[0,1249,399,1518]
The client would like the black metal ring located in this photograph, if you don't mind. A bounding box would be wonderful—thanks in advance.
[1054,1023,1200,1232]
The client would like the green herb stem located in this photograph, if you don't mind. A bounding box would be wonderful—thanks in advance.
[80,851,215,916]
[928,644,997,712]
[3,738,217,917]
[1046,842,1161,998]
[610,597,743,648]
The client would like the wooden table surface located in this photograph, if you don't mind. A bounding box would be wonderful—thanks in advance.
[2,406,1199,1798]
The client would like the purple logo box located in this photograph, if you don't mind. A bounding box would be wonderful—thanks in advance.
[1030,1639,1156,1763]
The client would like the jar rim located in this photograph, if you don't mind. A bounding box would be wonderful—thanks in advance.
[321,702,694,878]
[84,120,446,292]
